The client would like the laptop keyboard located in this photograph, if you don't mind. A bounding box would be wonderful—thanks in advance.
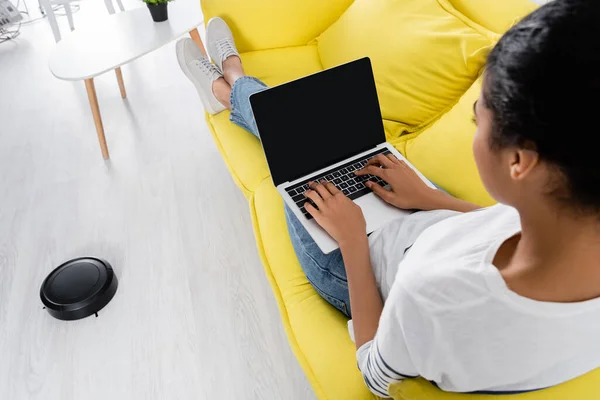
[285,148,392,219]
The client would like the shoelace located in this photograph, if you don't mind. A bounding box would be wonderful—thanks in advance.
[192,58,220,80]
[215,38,237,62]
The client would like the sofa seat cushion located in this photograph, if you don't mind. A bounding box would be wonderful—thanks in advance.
[317,0,493,132]
[205,45,323,197]
[404,78,495,206]
[250,179,377,400]
[390,369,600,400]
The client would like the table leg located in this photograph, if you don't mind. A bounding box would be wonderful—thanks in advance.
[84,78,110,160]
[189,28,207,55]
[115,67,127,99]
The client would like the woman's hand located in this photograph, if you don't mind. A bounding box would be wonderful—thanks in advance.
[304,181,367,247]
[355,154,438,210]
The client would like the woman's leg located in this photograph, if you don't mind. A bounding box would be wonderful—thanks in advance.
[208,36,351,317]
[212,56,267,138]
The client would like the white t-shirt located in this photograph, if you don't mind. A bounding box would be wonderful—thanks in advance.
[354,204,600,398]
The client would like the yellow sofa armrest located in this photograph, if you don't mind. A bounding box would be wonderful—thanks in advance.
[200,0,353,53]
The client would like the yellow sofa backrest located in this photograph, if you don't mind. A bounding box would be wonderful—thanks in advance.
[200,0,353,53]
[317,0,493,131]
[448,0,538,34]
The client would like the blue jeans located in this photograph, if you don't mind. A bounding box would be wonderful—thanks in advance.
[229,77,352,318]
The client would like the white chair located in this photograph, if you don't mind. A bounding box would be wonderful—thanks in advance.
[42,0,128,107]
[103,0,124,15]
[40,0,125,43]
[39,0,72,43]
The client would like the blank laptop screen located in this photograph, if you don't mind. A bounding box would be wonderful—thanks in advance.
[249,57,385,186]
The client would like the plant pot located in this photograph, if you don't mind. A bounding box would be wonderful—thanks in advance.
[147,3,168,22]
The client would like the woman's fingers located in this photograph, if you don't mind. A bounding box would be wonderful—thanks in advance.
[324,181,341,196]
[367,154,394,169]
[366,180,393,202]
[304,202,320,218]
[304,189,325,208]
[309,181,332,200]
[387,154,402,164]
[355,165,386,178]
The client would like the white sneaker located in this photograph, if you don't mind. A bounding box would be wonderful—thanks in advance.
[175,38,226,115]
[206,17,240,74]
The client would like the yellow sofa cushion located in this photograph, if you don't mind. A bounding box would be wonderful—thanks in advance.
[205,45,323,197]
[404,78,495,206]
[317,0,493,131]
[200,0,353,53]
[390,370,600,400]
[251,179,377,400]
[448,0,538,35]
[239,44,324,87]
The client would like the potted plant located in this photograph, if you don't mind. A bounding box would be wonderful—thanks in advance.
[143,0,171,22]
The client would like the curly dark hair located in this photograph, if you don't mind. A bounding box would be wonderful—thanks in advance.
[484,0,600,215]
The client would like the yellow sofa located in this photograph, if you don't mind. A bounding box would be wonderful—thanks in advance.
[199,0,600,398]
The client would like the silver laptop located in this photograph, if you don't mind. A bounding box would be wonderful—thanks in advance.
[249,58,435,254]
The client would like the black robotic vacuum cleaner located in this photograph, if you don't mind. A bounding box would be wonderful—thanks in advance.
[40,257,118,321]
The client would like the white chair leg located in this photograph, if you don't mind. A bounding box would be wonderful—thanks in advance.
[64,2,75,31]
[115,0,124,12]
[39,0,61,42]
[103,0,115,14]
[22,0,30,15]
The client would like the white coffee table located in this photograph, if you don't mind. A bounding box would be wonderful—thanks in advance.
[49,1,205,159]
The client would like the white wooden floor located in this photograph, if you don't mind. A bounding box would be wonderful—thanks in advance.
[0,1,315,399]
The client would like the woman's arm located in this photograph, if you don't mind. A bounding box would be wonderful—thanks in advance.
[356,154,480,213]
[420,189,481,213]
[339,236,383,348]
[341,236,424,398]
[303,181,383,347]
[304,181,422,398]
